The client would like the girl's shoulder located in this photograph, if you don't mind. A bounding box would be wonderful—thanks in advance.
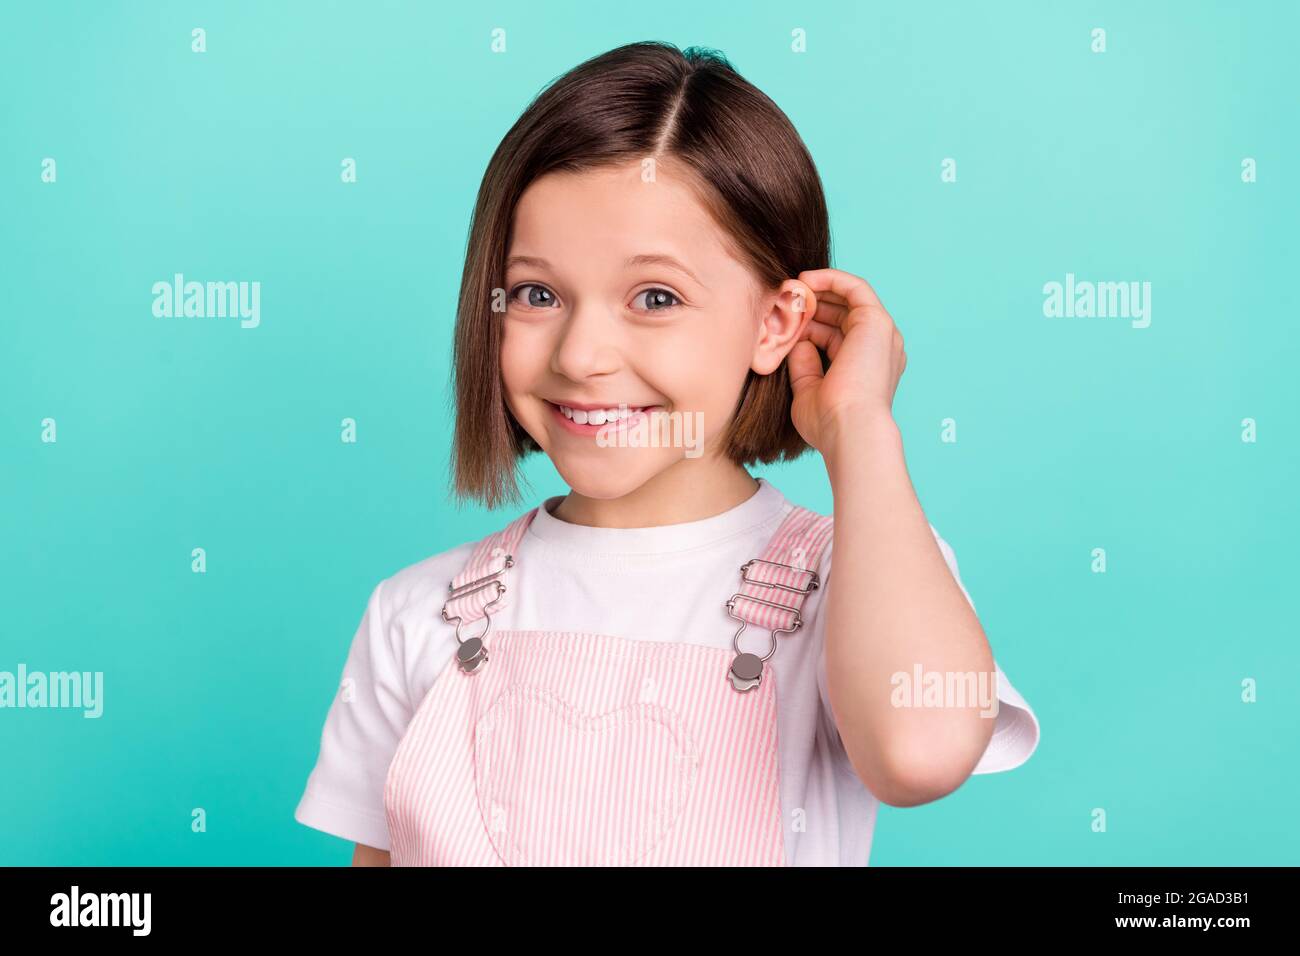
[372,505,540,624]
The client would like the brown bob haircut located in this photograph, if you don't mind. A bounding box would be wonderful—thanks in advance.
[452,40,831,508]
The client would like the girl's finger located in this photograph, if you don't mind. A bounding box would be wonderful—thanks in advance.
[786,339,824,398]
[807,298,850,329]
[797,268,893,335]
[807,289,852,309]
[803,318,844,360]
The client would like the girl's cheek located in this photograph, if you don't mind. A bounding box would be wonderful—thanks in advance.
[645,323,749,386]
[500,321,550,378]
[498,352,535,411]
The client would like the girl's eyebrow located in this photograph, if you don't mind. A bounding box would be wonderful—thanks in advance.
[625,253,701,286]
[505,254,550,271]
[505,253,701,286]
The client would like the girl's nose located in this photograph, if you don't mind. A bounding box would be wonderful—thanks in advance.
[549,303,623,381]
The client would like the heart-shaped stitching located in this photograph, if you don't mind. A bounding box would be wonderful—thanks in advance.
[474,682,700,866]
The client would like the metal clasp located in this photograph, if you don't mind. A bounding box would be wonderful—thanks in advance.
[726,557,819,692]
[740,557,819,594]
[441,556,513,674]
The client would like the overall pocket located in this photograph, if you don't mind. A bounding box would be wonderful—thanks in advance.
[473,682,700,866]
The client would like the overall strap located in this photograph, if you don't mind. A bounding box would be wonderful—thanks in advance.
[442,508,539,626]
[725,503,833,691]
[729,504,835,634]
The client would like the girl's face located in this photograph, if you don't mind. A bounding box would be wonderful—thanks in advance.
[500,159,805,501]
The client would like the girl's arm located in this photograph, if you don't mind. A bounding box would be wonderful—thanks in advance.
[352,843,391,866]
[821,415,995,807]
[787,268,997,808]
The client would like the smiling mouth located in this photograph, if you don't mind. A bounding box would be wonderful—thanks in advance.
[545,400,661,432]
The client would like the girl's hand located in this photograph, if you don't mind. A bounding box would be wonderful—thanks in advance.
[787,268,906,451]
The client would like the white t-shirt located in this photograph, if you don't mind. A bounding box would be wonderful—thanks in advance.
[294,477,1040,865]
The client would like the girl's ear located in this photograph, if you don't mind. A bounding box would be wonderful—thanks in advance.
[752,279,816,375]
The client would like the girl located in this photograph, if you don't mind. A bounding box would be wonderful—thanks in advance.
[295,41,1039,867]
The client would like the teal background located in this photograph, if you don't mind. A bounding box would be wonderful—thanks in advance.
[2,0,1296,866]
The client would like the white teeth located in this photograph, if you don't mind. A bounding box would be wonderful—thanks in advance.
[556,403,644,424]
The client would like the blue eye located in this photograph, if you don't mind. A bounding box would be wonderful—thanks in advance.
[510,283,558,309]
[636,288,681,312]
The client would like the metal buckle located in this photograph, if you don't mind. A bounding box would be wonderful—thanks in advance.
[726,556,819,691]
[725,593,805,658]
[739,558,820,595]
[441,556,513,673]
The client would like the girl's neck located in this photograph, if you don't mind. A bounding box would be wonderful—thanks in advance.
[549,460,760,529]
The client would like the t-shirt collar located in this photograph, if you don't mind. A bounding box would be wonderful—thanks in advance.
[526,476,788,555]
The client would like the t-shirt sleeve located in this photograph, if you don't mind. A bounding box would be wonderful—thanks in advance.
[815,524,1040,775]
[294,577,411,850]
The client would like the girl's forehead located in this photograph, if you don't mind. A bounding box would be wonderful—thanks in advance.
[509,163,741,276]
[516,162,702,222]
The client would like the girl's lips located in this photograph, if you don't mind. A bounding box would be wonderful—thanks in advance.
[546,401,660,437]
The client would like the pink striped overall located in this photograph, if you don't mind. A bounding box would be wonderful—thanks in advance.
[383,503,834,866]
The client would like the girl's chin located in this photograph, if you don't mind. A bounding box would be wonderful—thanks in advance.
[552,460,668,500]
